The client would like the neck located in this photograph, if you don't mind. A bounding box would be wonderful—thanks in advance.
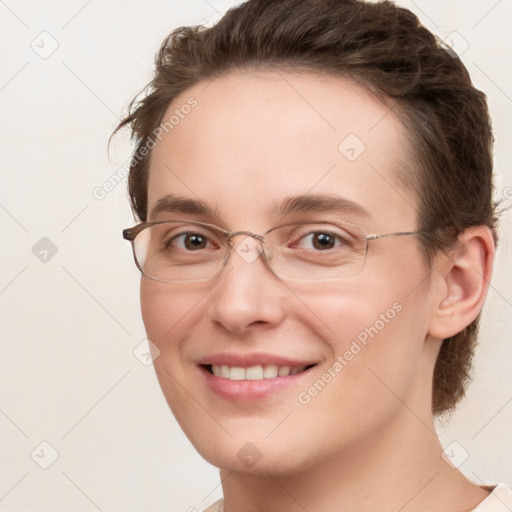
[219,409,489,512]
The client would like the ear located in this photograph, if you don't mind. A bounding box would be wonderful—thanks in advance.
[428,226,495,340]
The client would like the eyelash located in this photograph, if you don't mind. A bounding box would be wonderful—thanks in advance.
[291,231,345,249]
[165,231,219,251]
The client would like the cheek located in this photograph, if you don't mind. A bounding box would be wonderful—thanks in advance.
[140,278,205,347]
[140,278,207,403]
[297,269,431,401]
[140,278,207,432]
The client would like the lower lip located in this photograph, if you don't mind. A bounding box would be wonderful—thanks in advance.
[199,365,315,401]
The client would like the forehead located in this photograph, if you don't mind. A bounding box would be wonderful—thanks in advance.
[148,69,417,230]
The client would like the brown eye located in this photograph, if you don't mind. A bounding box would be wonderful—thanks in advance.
[311,233,336,250]
[299,232,343,251]
[170,233,213,251]
[184,234,208,250]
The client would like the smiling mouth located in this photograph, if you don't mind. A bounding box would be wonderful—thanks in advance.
[204,363,316,381]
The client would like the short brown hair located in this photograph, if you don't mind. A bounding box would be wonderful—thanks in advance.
[112,0,498,415]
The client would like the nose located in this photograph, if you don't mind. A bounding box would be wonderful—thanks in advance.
[207,235,289,336]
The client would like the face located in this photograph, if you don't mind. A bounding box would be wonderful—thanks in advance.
[141,69,439,475]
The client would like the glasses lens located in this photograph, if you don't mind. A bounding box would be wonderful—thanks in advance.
[266,222,367,281]
[133,221,227,282]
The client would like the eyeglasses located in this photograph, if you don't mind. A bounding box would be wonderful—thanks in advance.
[123,219,422,283]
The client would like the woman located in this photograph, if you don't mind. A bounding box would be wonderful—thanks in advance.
[115,0,512,509]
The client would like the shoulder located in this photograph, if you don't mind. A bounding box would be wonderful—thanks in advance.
[201,499,224,512]
[472,483,512,511]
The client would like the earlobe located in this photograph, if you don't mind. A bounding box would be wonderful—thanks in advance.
[428,226,495,340]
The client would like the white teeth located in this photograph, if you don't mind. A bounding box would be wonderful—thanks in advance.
[245,365,264,380]
[210,364,308,380]
[229,366,246,380]
[263,364,279,379]
[278,366,291,377]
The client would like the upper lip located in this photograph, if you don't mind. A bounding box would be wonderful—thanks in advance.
[197,352,318,368]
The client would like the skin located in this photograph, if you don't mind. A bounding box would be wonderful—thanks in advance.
[140,69,494,511]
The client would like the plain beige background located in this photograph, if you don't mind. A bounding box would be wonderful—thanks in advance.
[0,1,511,510]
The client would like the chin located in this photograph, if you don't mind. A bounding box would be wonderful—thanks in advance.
[179,424,325,477]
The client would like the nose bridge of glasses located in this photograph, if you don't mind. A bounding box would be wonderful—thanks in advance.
[225,230,273,271]
[228,230,265,244]
[226,231,265,255]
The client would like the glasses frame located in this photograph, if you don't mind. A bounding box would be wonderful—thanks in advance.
[123,219,423,283]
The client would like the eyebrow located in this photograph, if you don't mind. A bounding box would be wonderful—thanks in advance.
[272,194,372,220]
[149,194,220,221]
[149,193,371,222]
